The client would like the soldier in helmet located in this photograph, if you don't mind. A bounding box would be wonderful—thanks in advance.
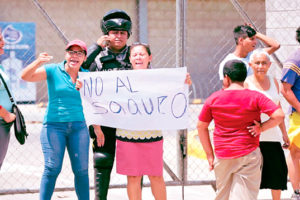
[82,9,132,200]
[84,9,132,72]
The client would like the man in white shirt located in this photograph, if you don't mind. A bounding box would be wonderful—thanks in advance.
[218,25,280,80]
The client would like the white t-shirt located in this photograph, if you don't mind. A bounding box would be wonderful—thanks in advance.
[218,52,253,80]
[245,76,282,142]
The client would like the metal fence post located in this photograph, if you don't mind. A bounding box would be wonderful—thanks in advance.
[176,0,187,199]
[31,0,69,44]
[137,0,148,44]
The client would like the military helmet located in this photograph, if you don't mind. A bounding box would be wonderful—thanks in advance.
[101,9,132,37]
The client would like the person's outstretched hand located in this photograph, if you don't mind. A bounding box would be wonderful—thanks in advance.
[37,52,53,64]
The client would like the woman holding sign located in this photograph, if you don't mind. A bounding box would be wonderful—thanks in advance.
[115,42,191,200]
[21,39,90,200]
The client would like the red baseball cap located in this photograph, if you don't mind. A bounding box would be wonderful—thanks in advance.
[65,39,87,54]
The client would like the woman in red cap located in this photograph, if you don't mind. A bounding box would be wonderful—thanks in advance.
[21,39,90,200]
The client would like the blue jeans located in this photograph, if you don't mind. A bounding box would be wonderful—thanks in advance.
[40,121,90,200]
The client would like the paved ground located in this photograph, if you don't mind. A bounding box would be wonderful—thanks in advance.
[0,183,295,200]
[0,185,215,200]
[0,104,294,200]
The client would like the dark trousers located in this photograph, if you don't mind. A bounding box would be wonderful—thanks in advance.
[90,126,116,200]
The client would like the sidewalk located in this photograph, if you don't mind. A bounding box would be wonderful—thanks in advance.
[1,104,293,200]
[0,184,294,200]
[0,185,215,200]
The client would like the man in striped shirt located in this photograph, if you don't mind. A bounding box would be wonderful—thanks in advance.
[281,26,300,200]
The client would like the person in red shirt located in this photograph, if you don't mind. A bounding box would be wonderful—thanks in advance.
[197,59,284,200]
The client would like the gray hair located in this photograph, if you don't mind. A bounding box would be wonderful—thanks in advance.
[249,48,271,63]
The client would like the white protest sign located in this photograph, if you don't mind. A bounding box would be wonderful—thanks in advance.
[79,67,189,130]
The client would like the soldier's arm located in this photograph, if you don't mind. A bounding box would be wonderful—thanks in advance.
[82,43,103,69]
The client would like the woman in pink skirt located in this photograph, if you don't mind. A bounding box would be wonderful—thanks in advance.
[116,42,191,200]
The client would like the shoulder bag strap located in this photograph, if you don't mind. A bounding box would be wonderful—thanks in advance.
[0,72,15,104]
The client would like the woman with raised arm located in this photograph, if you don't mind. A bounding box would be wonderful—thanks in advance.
[21,39,90,200]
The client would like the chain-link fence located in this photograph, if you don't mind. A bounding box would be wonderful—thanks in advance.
[0,0,299,198]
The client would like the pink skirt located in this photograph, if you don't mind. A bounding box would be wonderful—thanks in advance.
[116,139,163,176]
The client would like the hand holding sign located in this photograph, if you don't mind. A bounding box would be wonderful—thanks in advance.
[79,67,189,131]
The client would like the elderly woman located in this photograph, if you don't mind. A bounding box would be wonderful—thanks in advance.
[245,48,289,200]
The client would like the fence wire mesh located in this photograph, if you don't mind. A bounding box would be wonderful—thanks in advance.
[0,0,299,198]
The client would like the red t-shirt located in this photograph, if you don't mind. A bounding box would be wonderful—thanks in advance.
[198,89,279,159]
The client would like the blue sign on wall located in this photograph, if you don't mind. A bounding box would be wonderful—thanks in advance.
[0,22,36,102]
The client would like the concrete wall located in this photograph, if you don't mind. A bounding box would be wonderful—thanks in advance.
[146,0,266,98]
[265,0,300,80]
[186,0,266,98]
[266,0,300,61]
[0,0,138,102]
[0,0,267,101]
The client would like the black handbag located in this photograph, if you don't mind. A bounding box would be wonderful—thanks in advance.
[0,72,28,145]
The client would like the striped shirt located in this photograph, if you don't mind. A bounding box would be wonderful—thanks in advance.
[281,48,300,114]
